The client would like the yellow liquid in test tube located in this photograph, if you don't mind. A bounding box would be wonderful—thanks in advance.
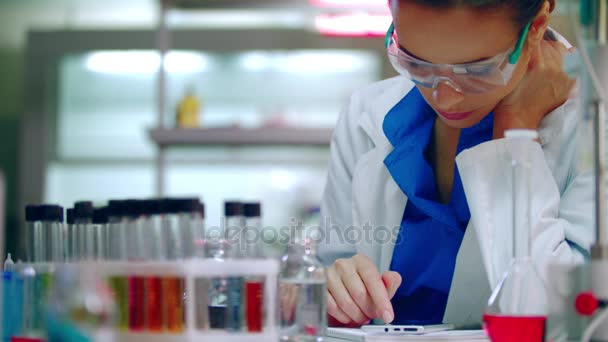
[109,276,129,330]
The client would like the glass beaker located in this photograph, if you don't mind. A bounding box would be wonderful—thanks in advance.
[483,130,549,342]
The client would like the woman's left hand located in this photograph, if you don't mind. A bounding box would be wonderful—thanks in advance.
[493,37,576,138]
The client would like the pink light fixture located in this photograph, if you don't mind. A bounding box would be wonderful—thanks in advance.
[309,0,386,7]
[315,12,391,37]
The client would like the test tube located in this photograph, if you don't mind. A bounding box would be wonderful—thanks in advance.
[65,209,75,262]
[193,202,206,258]
[144,199,165,332]
[23,204,63,334]
[92,207,108,261]
[162,198,200,333]
[43,206,64,254]
[244,202,263,333]
[161,198,181,333]
[74,201,94,261]
[124,200,146,331]
[107,200,128,261]
[192,201,210,331]
[25,205,44,263]
[107,200,129,330]
[178,199,202,260]
[224,201,245,332]
[26,205,63,262]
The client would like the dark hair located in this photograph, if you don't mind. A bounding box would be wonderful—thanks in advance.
[398,0,553,27]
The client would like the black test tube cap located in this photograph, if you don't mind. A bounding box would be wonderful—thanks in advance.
[74,201,94,220]
[141,199,162,216]
[107,200,125,218]
[198,202,205,218]
[244,202,261,218]
[169,198,200,214]
[123,199,142,218]
[39,204,64,222]
[93,207,108,224]
[25,205,40,222]
[66,208,75,225]
[224,201,244,217]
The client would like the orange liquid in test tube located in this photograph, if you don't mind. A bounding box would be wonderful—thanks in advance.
[164,277,185,332]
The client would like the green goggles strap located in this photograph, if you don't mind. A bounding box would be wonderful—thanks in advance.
[385,22,395,49]
[508,21,532,65]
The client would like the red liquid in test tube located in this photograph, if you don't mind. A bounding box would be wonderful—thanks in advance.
[245,280,263,332]
[128,276,146,330]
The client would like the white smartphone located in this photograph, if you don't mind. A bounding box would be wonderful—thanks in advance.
[361,323,455,335]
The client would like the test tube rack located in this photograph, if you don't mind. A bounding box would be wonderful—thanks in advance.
[14,259,279,342]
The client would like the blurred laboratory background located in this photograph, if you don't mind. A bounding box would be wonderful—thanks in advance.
[0,0,576,259]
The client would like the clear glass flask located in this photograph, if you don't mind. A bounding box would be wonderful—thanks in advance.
[279,237,327,342]
[483,130,548,342]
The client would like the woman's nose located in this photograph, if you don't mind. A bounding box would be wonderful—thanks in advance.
[432,81,465,111]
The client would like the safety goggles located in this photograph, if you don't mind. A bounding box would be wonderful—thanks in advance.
[385,21,531,94]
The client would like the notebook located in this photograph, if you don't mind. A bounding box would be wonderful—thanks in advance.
[326,328,489,342]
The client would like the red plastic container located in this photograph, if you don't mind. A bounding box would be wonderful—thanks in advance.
[483,314,546,342]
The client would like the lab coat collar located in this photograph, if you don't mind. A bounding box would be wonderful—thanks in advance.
[355,77,415,150]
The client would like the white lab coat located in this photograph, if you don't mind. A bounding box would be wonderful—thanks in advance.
[318,75,594,326]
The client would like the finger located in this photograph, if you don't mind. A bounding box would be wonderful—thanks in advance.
[382,271,402,299]
[287,284,298,322]
[543,42,565,69]
[555,42,568,53]
[288,283,298,309]
[340,264,378,319]
[329,262,369,323]
[280,283,297,322]
[327,291,352,325]
[548,42,568,54]
[353,254,394,323]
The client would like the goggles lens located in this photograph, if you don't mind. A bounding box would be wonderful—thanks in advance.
[385,22,531,94]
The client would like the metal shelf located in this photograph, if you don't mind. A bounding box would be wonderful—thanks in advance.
[149,127,333,146]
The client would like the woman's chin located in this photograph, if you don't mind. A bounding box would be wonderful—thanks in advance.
[434,109,491,129]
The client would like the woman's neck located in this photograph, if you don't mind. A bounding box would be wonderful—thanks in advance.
[429,118,461,204]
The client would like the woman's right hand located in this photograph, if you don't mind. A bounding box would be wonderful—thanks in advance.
[327,253,402,326]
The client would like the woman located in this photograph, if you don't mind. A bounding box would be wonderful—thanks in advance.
[317,0,593,327]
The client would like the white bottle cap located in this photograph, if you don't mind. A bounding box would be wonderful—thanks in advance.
[4,253,14,272]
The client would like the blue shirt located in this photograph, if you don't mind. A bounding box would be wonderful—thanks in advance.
[383,88,494,325]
